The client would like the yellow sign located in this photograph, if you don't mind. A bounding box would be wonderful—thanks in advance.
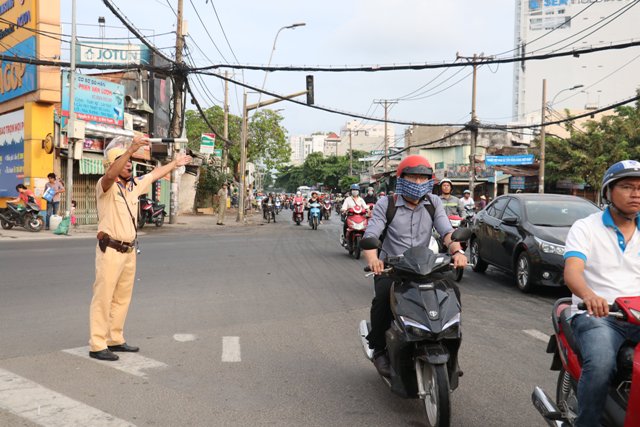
[0,0,36,48]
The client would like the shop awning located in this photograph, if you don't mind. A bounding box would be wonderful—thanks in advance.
[79,154,105,175]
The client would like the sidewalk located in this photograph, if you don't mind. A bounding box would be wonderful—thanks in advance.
[0,207,264,241]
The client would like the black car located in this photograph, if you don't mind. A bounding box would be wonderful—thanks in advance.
[469,194,601,292]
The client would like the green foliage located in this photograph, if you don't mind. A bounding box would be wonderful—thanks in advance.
[544,99,640,201]
[195,164,233,208]
[275,150,369,192]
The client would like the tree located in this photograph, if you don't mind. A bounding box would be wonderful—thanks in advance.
[544,99,640,201]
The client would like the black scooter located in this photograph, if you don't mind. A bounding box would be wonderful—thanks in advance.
[358,227,471,427]
[0,201,44,232]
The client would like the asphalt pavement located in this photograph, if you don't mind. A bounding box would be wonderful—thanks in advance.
[0,208,562,426]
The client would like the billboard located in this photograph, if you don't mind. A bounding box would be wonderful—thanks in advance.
[76,42,151,67]
[0,36,37,103]
[0,109,25,197]
[0,0,36,46]
[61,71,125,127]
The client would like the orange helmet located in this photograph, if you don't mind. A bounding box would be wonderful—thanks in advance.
[396,155,433,178]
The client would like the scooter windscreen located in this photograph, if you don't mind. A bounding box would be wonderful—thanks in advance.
[389,246,450,276]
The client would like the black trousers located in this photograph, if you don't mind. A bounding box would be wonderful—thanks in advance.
[366,275,461,352]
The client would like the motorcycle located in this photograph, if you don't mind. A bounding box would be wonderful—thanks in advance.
[308,201,321,230]
[264,201,276,223]
[341,205,368,259]
[292,202,304,226]
[0,201,44,232]
[532,297,640,427]
[322,200,332,220]
[358,227,472,427]
[138,196,166,229]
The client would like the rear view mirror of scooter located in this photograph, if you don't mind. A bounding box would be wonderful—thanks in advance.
[359,237,381,251]
[451,227,472,242]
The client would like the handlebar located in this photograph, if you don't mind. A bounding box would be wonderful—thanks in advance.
[577,302,625,319]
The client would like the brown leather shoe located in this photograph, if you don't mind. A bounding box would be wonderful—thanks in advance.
[107,343,139,352]
[373,351,391,377]
[89,349,119,361]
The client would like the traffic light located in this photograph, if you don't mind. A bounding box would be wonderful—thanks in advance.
[306,75,314,105]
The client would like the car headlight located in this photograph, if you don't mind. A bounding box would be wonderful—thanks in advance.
[534,236,565,255]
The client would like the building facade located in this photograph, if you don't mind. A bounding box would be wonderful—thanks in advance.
[513,0,640,126]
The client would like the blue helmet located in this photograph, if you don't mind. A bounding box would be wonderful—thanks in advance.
[601,160,640,201]
[350,184,360,191]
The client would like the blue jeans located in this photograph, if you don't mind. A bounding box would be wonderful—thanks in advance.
[571,313,640,427]
[46,201,60,228]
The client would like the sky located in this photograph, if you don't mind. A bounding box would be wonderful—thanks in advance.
[61,0,517,142]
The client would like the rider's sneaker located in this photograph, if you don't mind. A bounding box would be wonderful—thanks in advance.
[373,350,391,377]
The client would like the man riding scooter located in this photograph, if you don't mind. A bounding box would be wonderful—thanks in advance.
[361,155,467,377]
[341,184,368,244]
[438,178,462,217]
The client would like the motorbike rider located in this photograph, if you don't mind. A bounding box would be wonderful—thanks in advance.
[291,191,304,220]
[364,187,377,205]
[439,178,462,217]
[341,184,368,243]
[460,189,475,212]
[306,191,322,223]
[262,192,276,220]
[362,155,467,377]
[563,160,640,427]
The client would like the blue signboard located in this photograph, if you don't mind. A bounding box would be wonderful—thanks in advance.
[61,71,125,127]
[0,37,37,103]
[485,154,535,166]
[0,109,25,197]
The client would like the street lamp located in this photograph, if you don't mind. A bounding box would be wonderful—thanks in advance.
[258,22,306,105]
[538,82,584,194]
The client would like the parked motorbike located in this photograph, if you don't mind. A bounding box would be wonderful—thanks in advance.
[532,297,640,427]
[0,201,44,232]
[292,202,304,225]
[138,196,166,229]
[358,227,472,427]
[341,205,368,259]
[308,201,321,230]
[322,200,332,220]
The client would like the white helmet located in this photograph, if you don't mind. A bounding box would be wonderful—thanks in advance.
[103,136,132,167]
[296,191,301,196]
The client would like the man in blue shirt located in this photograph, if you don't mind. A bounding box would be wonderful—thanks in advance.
[362,155,467,377]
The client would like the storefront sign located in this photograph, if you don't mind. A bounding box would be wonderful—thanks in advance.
[0,109,24,197]
[485,154,535,166]
[76,42,151,67]
[0,36,37,103]
[0,0,35,45]
[61,71,125,126]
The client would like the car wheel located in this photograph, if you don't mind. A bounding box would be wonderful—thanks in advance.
[515,251,535,293]
[470,238,488,273]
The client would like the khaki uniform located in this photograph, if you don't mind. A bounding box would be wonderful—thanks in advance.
[217,187,227,224]
[89,175,152,352]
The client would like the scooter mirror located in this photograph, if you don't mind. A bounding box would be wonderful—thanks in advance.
[451,227,472,242]
[359,237,381,250]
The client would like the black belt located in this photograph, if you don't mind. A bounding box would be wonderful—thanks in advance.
[97,232,134,253]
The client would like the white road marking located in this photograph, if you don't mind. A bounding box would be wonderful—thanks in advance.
[173,333,197,342]
[523,329,551,343]
[62,347,167,378]
[0,368,135,427]
[222,336,241,362]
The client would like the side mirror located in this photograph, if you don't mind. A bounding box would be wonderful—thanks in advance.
[451,227,472,242]
[502,217,519,226]
[359,237,381,250]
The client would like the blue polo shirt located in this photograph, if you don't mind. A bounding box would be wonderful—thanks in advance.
[364,194,454,259]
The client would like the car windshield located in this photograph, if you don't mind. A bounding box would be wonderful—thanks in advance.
[525,199,600,227]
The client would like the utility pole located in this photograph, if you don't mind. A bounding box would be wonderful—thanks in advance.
[457,52,492,195]
[65,0,78,215]
[169,0,185,224]
[222,70,229,173]
[538,78,547,194]
[349,129,353,175]
[374,99,397,173]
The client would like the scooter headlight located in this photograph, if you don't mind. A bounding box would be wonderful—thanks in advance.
[352,222,365,230]
[400,316,431,338]
[450,219,461,227]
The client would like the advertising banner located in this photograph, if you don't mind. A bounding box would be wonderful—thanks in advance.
[201,133,215,155]
[0,0,36,46]
[0,36,37,103]
[485,154,535,166]
[0,109,25,197]
[76,42,151,67]
[61,71,125,126]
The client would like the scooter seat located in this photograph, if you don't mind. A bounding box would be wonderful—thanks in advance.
[559,307,582,361]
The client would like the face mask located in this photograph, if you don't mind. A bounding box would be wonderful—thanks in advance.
[351,190,359,197]
[368,191,373,195]
[395,177,434,200]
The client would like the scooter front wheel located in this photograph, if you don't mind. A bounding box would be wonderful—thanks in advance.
[354,235,361,259]
[418,360,451,427]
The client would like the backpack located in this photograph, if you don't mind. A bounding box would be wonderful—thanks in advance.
[379,194,436,246]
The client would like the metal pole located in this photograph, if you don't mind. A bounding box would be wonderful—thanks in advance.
[538,78,547,194]
[349,130,353,175]
[469,55,478,195]
[169,0,184,224]
[237,92,248,222]
[65,0,77,216]
[383,101,388,173]
[223,70,229,173]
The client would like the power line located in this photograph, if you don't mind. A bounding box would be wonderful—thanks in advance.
[187,0,230,63]
[206,0,241,64]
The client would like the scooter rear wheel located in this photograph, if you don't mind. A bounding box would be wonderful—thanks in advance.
[1,218,13,230]
[26,213,44,232]
[419,361,451,427]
